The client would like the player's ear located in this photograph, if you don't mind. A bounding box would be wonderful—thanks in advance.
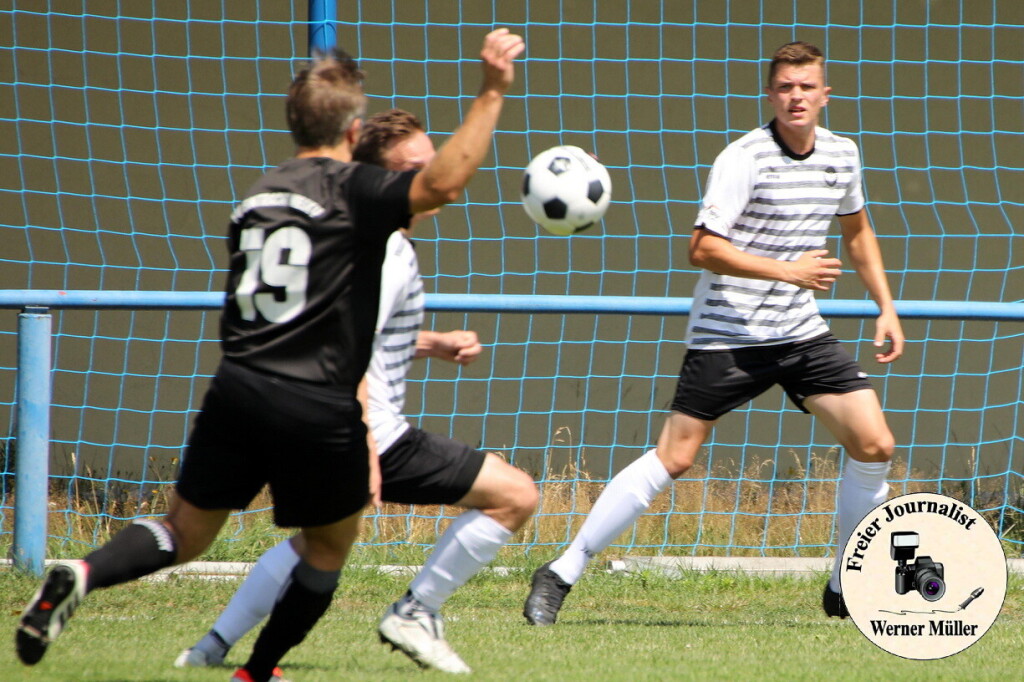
[822,85,831,105]
[345,117,363,147]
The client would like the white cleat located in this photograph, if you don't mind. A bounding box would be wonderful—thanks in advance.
[378,601,472,674]
[174,646,223,668]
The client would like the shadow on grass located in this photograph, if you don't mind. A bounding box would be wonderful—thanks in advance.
[561,617,843,629]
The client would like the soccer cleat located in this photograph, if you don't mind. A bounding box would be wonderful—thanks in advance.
[523,561,572,626]
[16,560,88,665]
[378,600,472,674]
[230,666,290,682]
[822,583,849,618]
[175,646,224,668]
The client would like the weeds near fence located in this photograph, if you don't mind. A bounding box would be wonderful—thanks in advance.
[1,444,1020,562]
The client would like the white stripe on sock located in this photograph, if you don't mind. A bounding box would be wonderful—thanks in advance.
[133,519,175,553]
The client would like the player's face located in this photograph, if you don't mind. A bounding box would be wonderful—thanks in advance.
[766,62,830,132]
[383,131,439,226]
[383,131,435,172]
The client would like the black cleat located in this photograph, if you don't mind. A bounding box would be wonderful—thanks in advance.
[822,583,849,619]
[523,561,572,626]
[16,561,87,665]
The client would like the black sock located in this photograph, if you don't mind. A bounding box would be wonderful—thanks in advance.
[243,560,340,681]
[83,519,177,591]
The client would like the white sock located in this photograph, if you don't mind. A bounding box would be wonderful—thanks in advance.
[409,509,512,612]
[207,538,300,647]
[830,459,890,592]
[549,449,672,585]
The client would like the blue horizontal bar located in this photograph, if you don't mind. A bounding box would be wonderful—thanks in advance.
[0,290,225,310]
[0,290,1022,321]
[427,295,1024,321]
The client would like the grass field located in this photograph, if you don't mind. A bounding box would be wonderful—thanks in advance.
[2,458,1021,681]
[1,562,1021,682]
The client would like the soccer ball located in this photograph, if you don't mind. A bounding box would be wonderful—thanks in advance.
[521,145,612,236]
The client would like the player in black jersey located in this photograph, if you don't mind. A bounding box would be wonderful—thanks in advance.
[174,109,539,675]
[16,29,525,682]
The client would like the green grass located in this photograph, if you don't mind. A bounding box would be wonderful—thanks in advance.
[1,565,1021,681]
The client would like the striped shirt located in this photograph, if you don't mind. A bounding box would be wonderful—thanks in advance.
[687,122,865,350]
[366,230,425,453]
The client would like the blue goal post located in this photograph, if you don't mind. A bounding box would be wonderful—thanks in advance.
[1,3,1022,574]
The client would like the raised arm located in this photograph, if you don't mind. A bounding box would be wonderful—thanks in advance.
[837,209,904,363]
[408,29,525,214]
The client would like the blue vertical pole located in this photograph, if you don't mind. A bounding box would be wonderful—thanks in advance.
[308,0,338,55]
[13,307,52,576]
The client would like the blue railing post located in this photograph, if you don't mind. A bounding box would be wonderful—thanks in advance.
[12,306,53,575]
[308,0,337,55]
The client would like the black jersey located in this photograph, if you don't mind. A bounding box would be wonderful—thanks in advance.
[221,157,416,386]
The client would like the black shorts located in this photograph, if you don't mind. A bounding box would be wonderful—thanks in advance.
[379,427,486,505]
[671,333,873,421]
[176,359,369,528]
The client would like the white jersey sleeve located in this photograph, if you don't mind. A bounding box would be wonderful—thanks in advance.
[694,142,758,238]
[836,143,865,215]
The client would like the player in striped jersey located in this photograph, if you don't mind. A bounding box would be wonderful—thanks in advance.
[175,110,537,675]
[526,41,903,625]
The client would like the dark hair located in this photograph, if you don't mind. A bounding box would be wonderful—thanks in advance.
[768,41,825,85]
[351,109,425,166]
[286,47,367,148]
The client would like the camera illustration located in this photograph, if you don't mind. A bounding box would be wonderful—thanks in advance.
[891,531,946,601]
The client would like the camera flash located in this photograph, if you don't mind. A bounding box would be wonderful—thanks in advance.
[891,532,919,547]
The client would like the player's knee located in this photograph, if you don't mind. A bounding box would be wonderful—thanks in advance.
[482,466,537,530]
[162,512,219,564]
[657,446,696,478]
[874,432,895,462]
[663,457,693,478]
[503,467,539,526]
[297,517,360,570]
[297,540,347,571]
[854,431,895,463]
[657,416,707,477]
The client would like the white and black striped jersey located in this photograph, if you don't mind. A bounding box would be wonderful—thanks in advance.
[221,157,415,386]
[688,121,865,350]
[366,230,424,453]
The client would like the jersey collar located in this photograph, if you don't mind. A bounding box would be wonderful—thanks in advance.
[768,119,814,161]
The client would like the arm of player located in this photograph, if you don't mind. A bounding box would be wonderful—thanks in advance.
[689,228,844,291]
[837,209,904,364]
[407,29,525,214]
[358,377,382,508]
[414,330,483,366]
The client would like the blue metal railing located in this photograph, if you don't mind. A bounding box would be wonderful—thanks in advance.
[2,290,1024,319]
[5,289,1024,573]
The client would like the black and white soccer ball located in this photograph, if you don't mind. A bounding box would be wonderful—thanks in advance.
[521,145,612,236]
